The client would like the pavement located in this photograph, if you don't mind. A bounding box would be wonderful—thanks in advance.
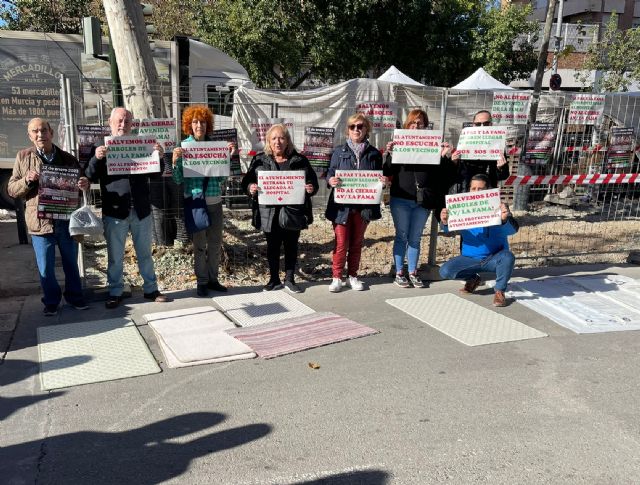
[2,217,640,484]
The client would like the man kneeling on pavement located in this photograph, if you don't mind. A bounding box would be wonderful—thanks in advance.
[8,118,90,316]
[439,173,518,307]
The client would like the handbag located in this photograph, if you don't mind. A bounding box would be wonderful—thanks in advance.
[278,205,308,231]
[183,178,211,234]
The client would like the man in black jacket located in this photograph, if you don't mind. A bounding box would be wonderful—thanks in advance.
[85,107,169,308]
[458,110,510,192]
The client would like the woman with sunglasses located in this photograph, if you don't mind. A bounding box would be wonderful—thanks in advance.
[325,113,387,292]
[384,109,458,288]
[459,110,510,192]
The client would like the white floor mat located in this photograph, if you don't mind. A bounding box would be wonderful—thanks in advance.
[141,306,220,325]
[38,318,160,390]
[146,308,255,365]
[386,294,547,346]
[509,274,640,334]
[212,291,315,327]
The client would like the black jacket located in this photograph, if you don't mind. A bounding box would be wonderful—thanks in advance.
[325,142,383,224]
[85,143,159,220]
[241,151,319,233]
[459,158,509,192]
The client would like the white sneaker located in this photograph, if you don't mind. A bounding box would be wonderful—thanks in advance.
[347,276,365,291]
[329,278,342,293]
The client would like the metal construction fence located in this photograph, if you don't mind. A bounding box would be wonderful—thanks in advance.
[69,81,640,275]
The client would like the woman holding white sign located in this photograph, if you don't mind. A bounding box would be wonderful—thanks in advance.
[172,105,235,297]
[241,124,319,293]
[384,109,459,288]
[325,113,388,293]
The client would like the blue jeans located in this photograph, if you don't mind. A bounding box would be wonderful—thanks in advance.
[104,210,158,297]
[31,220,83,306]
[390,196,430,274]
[439,250,516,291]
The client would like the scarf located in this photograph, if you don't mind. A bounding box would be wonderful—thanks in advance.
[346,139,368,169]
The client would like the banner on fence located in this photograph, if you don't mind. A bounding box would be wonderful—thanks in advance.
[456,127,507,160]
[180,141,230,177]
[106,136,160,175]
[131,118,177,150]
[355,101,397,131]
[334,169,383,204]
[209,129,241,175]
[568,94,605,125]
[302,126,335,171]
[524,122,557,165]
[76,125,110,164]
[257,170,306,205]
[445,189,502,231]
[491,92,531,125]
[250,118,294,152]
[37,165,80,219]
[606,127,635,169]
[391,129,443,164]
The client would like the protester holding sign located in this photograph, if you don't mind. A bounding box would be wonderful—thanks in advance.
[325,113,388,293]
[458,110,510,192]
[242,124,318,293]
[172,105,236,297]
[86,107,170,308]
[384,109,458,288]
[8,118,90,315]
[439,174,518,307]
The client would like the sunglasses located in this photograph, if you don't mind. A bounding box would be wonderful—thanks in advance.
[473,121,492,126]
[349,123,365,131]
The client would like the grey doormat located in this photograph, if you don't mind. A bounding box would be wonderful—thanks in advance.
[38,318,160,390]
[386,293,547,346]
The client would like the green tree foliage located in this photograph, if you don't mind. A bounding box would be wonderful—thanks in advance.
[581,13,640,92]
[471,3,539,84]
[0,0,100,33]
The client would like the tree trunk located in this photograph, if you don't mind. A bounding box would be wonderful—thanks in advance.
[102,0,163,119]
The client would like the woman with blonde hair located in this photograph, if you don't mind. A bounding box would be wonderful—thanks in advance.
[325,113,388,292]
[241,124,318,293]
[172,105,235,296]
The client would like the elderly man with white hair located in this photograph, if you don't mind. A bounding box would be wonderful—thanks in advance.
[86,107,170,308]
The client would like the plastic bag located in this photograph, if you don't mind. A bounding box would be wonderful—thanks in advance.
[69,191,103,237]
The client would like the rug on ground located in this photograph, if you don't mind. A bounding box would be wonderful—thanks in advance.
[386,293,547,346]
[38,318,160,390]
[211,291,315,327]
[142,306,256,368]
[508,274,640,333]
[226,311,379,359]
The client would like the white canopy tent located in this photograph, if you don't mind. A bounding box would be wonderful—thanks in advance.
[451,67,514,90]
[377,65,424,86]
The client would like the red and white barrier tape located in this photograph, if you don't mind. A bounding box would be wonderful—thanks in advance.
[503,173,640,186]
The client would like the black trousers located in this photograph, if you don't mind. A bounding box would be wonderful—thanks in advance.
[264,222,301,283]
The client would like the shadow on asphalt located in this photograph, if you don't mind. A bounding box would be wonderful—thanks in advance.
[290,469,390,484]
[2,412,272,484]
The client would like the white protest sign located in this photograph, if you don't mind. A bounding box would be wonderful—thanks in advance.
[391,129,443,165]
[445,189,502,231]
[181,141,230,177]
[355,101,397,131]
[105,136,160,175]
[456,127,507,160]
[334,170,383,204]
[568,94,605,125]
[491,92,531,125]
[257,170,306,205]
[131,118,177,150]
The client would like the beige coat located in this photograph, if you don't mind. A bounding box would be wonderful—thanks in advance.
[8,146,81,235]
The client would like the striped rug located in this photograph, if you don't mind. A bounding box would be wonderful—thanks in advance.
[225,312,379,359]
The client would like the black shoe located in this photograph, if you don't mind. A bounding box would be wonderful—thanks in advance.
[207,280,227,292]
[105,295,122,309]
[43,304,58,316]
[263,280,283,291]
[69,301,89,310]
[284,280,302,294]
[143,290,170,302]
[196,285,209,297]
